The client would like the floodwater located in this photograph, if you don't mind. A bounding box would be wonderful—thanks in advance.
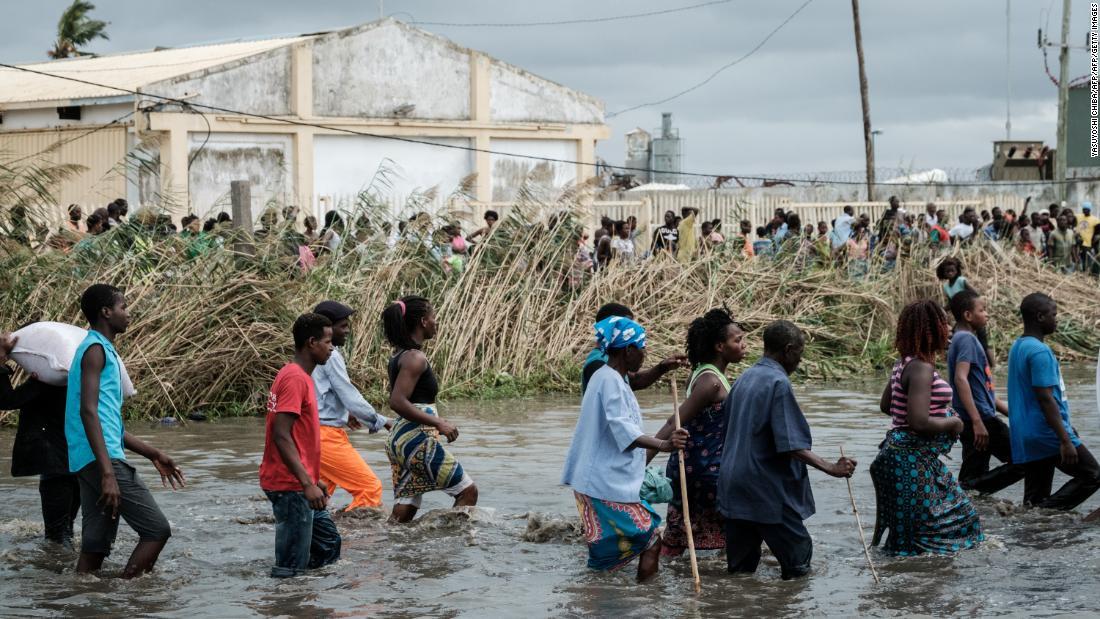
[0,365,1098,618]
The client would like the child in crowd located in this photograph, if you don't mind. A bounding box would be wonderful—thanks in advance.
[947,291,1024,494]
[936,257,971,300]
[260,313,341,577]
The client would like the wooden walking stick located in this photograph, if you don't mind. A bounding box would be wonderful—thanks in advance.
[671,379,702,593]
[840,445,879,584]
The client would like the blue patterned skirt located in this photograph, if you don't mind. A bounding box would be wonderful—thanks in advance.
[574,492,661,571]
[870,428,984,556]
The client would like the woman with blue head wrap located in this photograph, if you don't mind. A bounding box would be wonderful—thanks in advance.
[579,303,687,395]
[562,314,689,581]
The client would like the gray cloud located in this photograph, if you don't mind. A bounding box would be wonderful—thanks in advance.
[3,0,1093,176]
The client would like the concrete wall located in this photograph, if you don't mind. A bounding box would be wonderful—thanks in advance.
[0,102,133,131]
[313,134,473,219]
[490,138,577,202]
[187,133,294,219]
[312,21,470,120]
[144,48,293,117]
[489,63,603,124]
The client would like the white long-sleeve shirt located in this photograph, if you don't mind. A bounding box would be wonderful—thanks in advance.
[313,347,388,431]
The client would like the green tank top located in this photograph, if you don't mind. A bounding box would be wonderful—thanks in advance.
[685,363,731,397]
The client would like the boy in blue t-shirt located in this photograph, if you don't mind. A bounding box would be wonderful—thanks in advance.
[947,291,1024,495]
[1007,293,1100,510]
[66,284,186,577]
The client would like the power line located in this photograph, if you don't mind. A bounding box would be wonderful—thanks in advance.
[0,61,1094,188]
[608,0,815,117]
[413,1,732,28]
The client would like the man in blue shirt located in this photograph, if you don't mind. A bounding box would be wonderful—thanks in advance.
[66,284,185,577]
[312,301,390,511]
[1007,293,1100,510]
[947,291,1024,494]
[831,205,855,250]
[717,321,856,580]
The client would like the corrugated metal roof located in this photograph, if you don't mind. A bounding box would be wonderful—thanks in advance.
[0,37,308,105]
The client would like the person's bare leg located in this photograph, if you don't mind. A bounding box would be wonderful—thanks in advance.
[637,538,663,582]
[122,540,167,578]
[76,552,106,574]
[453,484,478,508]
[390,504,418,523]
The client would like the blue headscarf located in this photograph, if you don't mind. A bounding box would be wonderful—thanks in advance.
[594,316,646,352]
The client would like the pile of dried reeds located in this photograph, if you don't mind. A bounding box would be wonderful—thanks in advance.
[1,207,1096,422]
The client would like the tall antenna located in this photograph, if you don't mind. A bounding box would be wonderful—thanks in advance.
[1005,0,1012,140]
[379,0,384,20]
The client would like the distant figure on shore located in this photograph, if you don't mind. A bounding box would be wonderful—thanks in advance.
[383,296,478,523]
[718,321,856,579]
[1008,293,1100,511]
[651,210,679,256]
[562,315,689,580]
[66,284,184,577]
[259,312,341,577]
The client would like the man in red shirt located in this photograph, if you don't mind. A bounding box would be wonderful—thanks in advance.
[259,313,340,578]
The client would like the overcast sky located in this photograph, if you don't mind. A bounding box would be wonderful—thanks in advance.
[3,0,1095,177]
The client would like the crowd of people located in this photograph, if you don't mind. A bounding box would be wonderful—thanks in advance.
[583,195,1100,279]
[565,286,1099,581]
[8,194,1100,287]
[0,265,1097,583]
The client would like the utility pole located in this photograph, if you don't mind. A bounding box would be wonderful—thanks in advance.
[1005,0,1011,140]
[1054,0,1071,200]
[851,0,875,202]
[379,0,384,20]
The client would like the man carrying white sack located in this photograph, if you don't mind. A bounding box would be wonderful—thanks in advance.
[0,331,80,548]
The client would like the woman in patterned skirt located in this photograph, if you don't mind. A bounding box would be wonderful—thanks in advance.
[562,316,688,580]
[870,300,984,556]
[652,308,745,557]
[382,296,478,523]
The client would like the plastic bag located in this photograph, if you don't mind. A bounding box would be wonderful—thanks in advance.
[10,321,136,396]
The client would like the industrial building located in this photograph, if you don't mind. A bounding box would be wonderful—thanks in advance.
[0,18,609,222]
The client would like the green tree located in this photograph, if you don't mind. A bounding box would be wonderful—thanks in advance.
[48,1,109,59]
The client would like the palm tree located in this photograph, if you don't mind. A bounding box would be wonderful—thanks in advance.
[48,1,109,59]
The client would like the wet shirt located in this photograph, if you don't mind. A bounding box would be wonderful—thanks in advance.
[947,331,996,421]
[260,363,321,491]
[562,365,645,503]
[717,357,814,524]
[1007,336,1080,463]
[314,347,387,431]
[64,330,126,472]
[1048,229,1075,266]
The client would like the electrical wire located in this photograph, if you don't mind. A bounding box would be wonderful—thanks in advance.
[608,0,815,117]
[0,61,1094,188]
[413,1,732,28]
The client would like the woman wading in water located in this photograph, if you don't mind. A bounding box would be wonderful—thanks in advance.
[562,316,688,580]
[382,296,477,523]
[870,300,983,555]
[652,308,745,557]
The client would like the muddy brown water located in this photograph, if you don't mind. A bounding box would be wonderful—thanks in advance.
[0,365,1097,617]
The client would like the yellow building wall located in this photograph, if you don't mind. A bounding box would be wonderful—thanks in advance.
[0,125,128,222]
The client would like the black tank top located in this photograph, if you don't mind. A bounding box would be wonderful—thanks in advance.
[388,349,439,404]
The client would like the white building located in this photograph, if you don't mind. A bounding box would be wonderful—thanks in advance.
[0,18,609,222]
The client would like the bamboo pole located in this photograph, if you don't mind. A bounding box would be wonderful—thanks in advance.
[841,445,879,584]
[671,379,701,593]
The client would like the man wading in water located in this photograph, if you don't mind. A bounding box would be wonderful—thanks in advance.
[66,284,185,577]
[259,313,342,577]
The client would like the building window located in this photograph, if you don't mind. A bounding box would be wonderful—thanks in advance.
[57,106,82,120]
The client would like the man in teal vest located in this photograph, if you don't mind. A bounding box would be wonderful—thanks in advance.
[65,284,186,577]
